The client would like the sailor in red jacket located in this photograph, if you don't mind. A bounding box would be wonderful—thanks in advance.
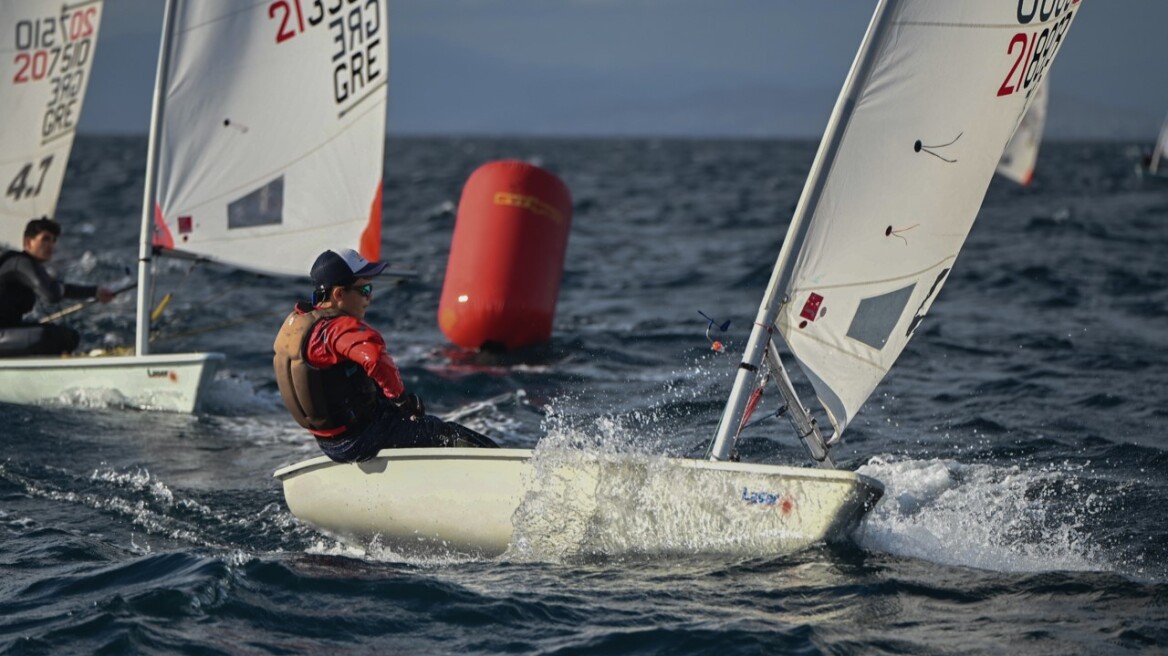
[274,248,497,462]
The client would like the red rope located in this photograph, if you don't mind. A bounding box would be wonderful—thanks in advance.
[737,386,765,434]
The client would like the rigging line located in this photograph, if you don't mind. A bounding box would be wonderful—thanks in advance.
[153,272,277,330]
[150,308,286,344]
[740,404,788,432]
[143,255,206,327]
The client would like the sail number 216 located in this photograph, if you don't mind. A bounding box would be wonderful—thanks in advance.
[997,0,1077,97]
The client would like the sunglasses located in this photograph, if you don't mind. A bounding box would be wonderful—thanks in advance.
[345,283,373,298]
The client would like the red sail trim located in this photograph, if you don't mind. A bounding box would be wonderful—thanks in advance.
[360,181,383,261]
[152,203,175,249]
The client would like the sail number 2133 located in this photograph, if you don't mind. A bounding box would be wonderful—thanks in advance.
[268,0,383,105]
[997,0,1078,97]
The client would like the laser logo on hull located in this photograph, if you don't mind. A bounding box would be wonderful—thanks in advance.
[741,487,794,515]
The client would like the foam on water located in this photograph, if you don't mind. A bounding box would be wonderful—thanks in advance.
[854,455,1108,573]
[199,370,284,415]
[438,391,532,444]
[3,460,309,559]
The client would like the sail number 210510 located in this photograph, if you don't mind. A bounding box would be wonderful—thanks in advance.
[997,0,1078,97]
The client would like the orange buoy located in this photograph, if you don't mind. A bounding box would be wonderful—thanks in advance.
[438,160,572,351]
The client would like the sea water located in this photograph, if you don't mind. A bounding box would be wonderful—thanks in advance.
[1,137,1165,654]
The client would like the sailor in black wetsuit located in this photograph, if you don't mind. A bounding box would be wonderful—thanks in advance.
[0,218,114,357]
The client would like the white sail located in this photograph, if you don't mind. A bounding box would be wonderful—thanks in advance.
[0,0,104,248]
[776,1,1082,438]
[710,0,1084,460]
[150,0,387,275]
[997,78,1049,186]
[1150,112,1168,175]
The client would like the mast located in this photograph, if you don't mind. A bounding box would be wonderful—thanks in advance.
[135,0,179,356]
[706,0,900,463]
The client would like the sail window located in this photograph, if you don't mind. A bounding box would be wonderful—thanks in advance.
[846,284,915,350]
[227,176,284,229]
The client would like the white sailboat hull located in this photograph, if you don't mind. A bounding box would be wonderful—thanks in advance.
[0,352,223,413]
[274,448,884,558]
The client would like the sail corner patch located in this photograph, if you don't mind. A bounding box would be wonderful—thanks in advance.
[800,293,824,321]
[846,284,915,350]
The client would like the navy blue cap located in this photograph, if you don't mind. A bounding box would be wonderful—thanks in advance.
[310,249,388,287]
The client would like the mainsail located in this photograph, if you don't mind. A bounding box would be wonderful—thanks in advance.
[0,0,104,248]
[148,0,387,276]
[710,0,1083,461]
[997,79,1049,186]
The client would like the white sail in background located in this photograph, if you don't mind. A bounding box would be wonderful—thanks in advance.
[997,79,1049,186]
[0,0,104,248]
[709,1,1084,460]
[151,0,387,275]
[774,0,1082,438]
[1150,113,1168,175]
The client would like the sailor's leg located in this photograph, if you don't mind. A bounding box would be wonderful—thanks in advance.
[32,323,80,355]
[438,421,500,448]
[0,326,43,357]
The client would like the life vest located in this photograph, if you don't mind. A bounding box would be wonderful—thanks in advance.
[272,304,381,434]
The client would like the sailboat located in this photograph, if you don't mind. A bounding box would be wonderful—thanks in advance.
[1142,112,1168,177]
[0,2,208,410]
[0,0,387,412]
[275,0,1084,558]
[996,79,1049,186]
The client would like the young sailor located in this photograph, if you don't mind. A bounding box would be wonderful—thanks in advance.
[274,248,498,462]
[0,218,114,357]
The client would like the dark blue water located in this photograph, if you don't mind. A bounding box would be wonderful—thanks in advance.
[2,137,1166,654]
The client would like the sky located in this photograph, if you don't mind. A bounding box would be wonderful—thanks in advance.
[80,0,1168,139]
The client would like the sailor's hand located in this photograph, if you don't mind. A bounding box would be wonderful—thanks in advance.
[392,392,425,420]
[96,287,115,303]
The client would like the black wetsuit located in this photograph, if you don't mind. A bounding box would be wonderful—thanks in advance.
[0,250,97,357]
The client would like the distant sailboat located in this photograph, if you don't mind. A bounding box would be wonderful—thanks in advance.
[997,80,1049,186]
[0,0,388,412]
[275,0,1084,558]
[0,0,104,249]
[1145,112,1168,176]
